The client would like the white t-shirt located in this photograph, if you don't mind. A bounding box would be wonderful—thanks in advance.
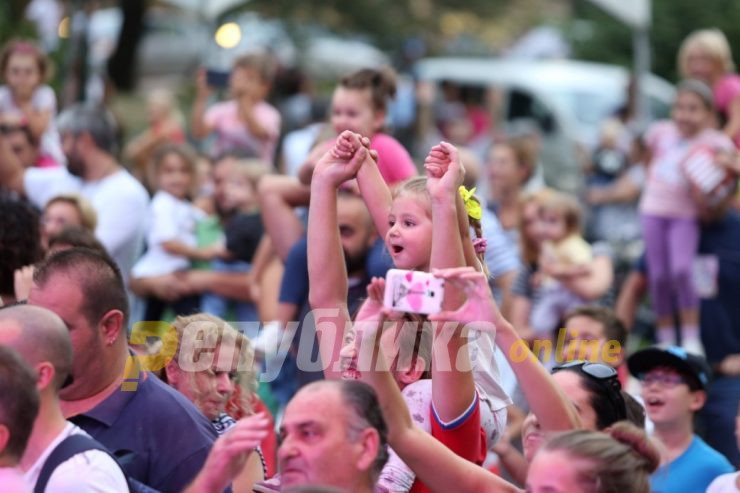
[23,422,129,492]
[0,85,65,165]
[469,330,514,413]
[132,190,204,278]
[707,472,740,493]
[24,166,149,280]
[0,466,32,493]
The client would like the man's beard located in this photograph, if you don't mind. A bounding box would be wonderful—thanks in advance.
[344,248,368,276]
[67,153,85,178]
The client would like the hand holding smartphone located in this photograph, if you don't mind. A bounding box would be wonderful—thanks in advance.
[383,269,445,315]
[205,69,230,89]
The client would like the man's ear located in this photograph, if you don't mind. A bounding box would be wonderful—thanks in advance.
[355,427,381,473]
[0,425,9,455]
[689,389,707,412]
[164,362,179,387]
[35,361,55,392]
[99,310,124,347]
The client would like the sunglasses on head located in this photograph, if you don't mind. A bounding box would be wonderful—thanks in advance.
[552,360,627,422]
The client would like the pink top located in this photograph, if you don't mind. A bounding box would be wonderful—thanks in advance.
[640,121,732,218]
[204,99,281,164]
[714,74,740,148]
[369,133,417,184]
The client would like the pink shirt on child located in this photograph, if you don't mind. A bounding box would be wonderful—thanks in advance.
[369,132,417,184]
[204,99,281,164]
[640,121,731,218]
[713,74,740,148]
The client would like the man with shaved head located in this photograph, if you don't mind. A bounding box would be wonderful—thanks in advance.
[0,304,129,490]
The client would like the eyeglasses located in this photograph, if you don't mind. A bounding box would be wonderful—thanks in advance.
[639,372,685,388]
[552,360,627,422]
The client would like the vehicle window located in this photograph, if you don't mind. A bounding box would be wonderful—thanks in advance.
[507,89,556,134]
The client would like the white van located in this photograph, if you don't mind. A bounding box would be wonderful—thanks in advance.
[413,57,675,192]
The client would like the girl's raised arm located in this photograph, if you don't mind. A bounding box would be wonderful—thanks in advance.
[356,136,394,239]
[425,143,477,423]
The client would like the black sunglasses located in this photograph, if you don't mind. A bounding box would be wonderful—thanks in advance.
[552,360,627,422]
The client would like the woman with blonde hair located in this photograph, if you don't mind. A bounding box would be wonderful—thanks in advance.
[162,313,267,491]
[526,422,660,493]
[40,193,97,251]
[678,28,740,146]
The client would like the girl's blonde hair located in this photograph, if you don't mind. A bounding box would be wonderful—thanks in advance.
[678,29,735,77]
[164,313,257,415]
[45,194,98,232]
[393,176,488,274]
[542,421,660,493]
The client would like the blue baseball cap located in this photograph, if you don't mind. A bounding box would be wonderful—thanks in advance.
[627,346,712,391]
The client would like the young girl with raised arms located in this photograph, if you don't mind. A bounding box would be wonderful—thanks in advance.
[307,129,510,492]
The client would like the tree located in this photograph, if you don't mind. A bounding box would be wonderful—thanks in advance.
[570,0,740,81]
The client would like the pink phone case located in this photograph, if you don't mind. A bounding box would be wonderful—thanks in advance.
[383,269,445,315]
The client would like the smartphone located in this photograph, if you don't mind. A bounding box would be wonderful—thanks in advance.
[206,68,230,89]
[383,269,445,315]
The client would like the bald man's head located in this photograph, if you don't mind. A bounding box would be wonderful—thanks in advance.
[0,305,73,392]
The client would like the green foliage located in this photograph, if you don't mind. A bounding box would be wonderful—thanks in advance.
[570,0,740,81]
[245,0,516,55]
[0,1,37,48]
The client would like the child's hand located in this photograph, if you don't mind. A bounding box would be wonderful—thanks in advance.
[716,148,740,175]
[312,130,367,187]
[195,67,212,99]
[199,243,228,261]
[427,267,503,333]
[354,277,386,323]
[425,142,465,201]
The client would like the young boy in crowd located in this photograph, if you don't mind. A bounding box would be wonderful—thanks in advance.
[628,346,733,493]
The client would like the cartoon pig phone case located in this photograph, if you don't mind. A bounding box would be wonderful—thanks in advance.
[383,269,445,315]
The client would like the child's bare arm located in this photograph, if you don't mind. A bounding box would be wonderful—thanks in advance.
[161,240,224,261]
[356,136,393,239]
[424,143,478,424]
[191,68,213,139]
[22,106,51,141]
[257,175,310,262]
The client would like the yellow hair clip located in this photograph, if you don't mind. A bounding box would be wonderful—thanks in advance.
[459,186,482,221]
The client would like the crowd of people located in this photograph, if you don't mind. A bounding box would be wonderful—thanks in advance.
[0,24,739,493]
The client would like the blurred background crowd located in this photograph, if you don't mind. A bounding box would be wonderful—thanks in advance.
[0,0,739,491]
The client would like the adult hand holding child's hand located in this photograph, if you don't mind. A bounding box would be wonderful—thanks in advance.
[312,130,368,187]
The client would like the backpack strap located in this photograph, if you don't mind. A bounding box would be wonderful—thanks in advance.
[34,434,125,493]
